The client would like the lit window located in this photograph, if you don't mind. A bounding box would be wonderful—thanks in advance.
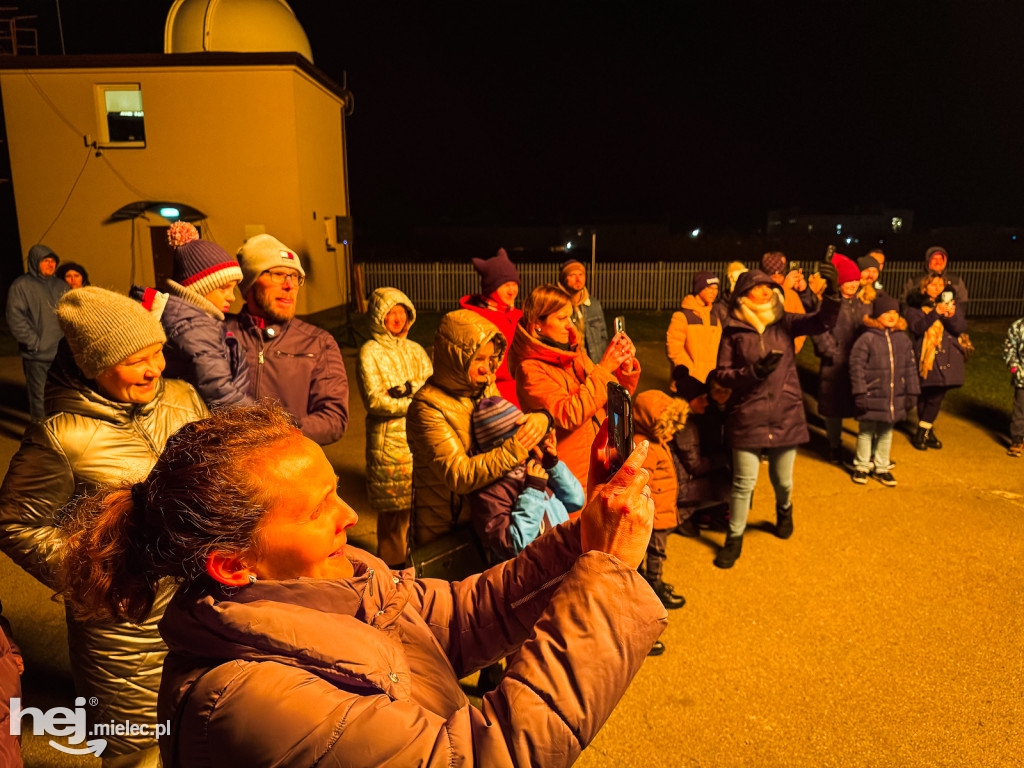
[891,217,903,232]
[96,84,145,147]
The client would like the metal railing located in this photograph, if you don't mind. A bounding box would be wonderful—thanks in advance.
[359,260,1024,317]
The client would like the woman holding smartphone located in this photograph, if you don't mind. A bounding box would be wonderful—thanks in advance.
[507,284,640,492]
[713,264,840,568]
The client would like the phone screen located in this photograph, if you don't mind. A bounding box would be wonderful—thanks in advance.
[614,316,625,334]
[607,382,633,476]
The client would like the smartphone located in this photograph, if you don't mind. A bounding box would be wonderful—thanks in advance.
[606,382,633,476]
[614,316,625,335]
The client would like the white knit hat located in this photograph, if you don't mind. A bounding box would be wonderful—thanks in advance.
[236,234,306,296]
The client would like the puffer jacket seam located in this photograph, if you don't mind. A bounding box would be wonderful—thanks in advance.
[510,571,570,610]
[503,670,585,750]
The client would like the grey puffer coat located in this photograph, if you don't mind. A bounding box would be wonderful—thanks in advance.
[5,244,69,362]
[0,346,208,757]
[357,288,432,512]
[716,270,840,451]
[849,317,920,423]
[157,520,667,768]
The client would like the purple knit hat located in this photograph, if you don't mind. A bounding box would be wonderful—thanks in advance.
[472,248,520,296]
[167,222,242,298]
[471,396,523,451]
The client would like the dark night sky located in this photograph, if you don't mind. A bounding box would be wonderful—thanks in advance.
[17,2,1024,233]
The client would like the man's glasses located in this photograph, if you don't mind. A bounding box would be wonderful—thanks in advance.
[263,270,305,287]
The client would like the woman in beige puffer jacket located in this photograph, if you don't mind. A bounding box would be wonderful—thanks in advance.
[357,287,432,566]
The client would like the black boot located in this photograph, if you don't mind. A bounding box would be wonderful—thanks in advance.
[924,427,942,449]
[713,534,743,569]
[911,426,929,451]
[648,640,666,656]
[775,505,794,539]
[650,579,686,609]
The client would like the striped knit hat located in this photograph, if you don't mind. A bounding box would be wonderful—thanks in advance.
[167,222,242,299]
[471,396,523,452]
[56,287,166,379]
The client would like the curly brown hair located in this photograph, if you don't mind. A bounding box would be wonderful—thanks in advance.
[59,403,300,623]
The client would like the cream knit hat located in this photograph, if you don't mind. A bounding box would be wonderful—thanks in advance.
[236,234,305,296]
[56,287,166,379]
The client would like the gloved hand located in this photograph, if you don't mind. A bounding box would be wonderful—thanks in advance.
[818,261,839,297]
[854,394,868,412]
[752,352,782,379]
[387,381,413,398]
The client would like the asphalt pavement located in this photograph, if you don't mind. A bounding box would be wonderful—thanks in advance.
[1,343,1021,768]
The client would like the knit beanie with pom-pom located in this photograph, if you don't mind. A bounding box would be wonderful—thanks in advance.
[167,221,243,302]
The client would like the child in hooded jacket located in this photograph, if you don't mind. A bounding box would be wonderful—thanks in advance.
[631,389,689,616]
[848,296,920,486]
[467,396,585,563]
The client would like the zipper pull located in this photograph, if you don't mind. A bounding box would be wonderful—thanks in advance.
[258,351,264,365]
[368,569,374,597]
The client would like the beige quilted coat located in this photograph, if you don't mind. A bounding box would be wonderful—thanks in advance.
[356,288,432,512]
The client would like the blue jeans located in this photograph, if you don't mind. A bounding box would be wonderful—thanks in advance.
[729,447,796,536]
[854,420,893,472]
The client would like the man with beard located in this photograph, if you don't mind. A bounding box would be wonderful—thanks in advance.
[557,259,608,362]
[226,234,348,444]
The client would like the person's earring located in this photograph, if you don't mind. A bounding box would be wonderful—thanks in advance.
[248,574,257,585]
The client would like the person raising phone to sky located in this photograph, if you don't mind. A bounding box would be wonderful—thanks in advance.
[712,261,840,569]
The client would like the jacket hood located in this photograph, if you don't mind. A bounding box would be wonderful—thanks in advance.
[369,287,417,345]
[27,244,59,276]
[161,550,415,702]
[44,341,167,424]
[430,309,504,397]
[632,390,688,444]
[862,315,908,332]
[505,320,578,376]
[681,294,713,312]
[730,269,782,306]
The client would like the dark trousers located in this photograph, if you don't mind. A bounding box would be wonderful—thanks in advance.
[22,358,51,422]
[645,529,669,583]
[1012,387,1024,440]
[918,385,953,424]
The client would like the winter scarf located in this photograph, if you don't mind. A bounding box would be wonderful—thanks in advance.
[734,292,783,334]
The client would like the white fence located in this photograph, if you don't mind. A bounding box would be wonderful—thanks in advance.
[359,260,1024,317]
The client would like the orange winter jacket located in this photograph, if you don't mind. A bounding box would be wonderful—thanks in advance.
[631,390,689,531]
[665,295,723,383]
[507,323,640,492]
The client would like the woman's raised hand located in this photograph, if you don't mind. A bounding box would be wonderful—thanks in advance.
[514,412,549,451]
[599,332,633,372]
[579,441,655,570]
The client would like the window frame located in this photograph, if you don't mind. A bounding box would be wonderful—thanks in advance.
[94,83,146,148]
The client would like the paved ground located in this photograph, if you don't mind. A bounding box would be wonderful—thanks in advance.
[2,342,1022,767]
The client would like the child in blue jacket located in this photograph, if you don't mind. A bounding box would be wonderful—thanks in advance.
[848,296,920,486]
[467,396,585,563]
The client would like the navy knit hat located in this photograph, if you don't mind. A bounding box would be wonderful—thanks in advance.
[472,396,523,451]
[692,270,719,294]
[167,222,242,298]
[871,295,900,318]
[472,248,520,296]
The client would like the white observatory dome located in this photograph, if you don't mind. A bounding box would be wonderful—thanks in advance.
[165,0,313,63]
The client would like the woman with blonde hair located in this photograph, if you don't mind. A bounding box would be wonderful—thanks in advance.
[507,284,640,489]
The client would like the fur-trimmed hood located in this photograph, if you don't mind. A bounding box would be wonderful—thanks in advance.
[632,390,689,444]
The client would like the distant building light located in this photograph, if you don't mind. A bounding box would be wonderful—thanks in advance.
[1014,236,1018,241]
[836,224,843,233]
[342,240,349,245]
[690,228,701,238]
[159,207,181,218]
[845,237,853,244]
[891,217,903,232]
[808,225,813,232]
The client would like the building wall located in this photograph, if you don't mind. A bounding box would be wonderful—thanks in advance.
[0,62,349,313]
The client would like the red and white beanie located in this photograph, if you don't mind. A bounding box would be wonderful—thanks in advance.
[167,221,243,299]
[236,233,305,296]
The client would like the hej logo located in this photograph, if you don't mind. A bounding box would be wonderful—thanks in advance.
[9,696,172,756]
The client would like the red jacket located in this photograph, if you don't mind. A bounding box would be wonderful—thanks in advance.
[460,295,523,405]
[158,520,667,768]
[507,323,640,491]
